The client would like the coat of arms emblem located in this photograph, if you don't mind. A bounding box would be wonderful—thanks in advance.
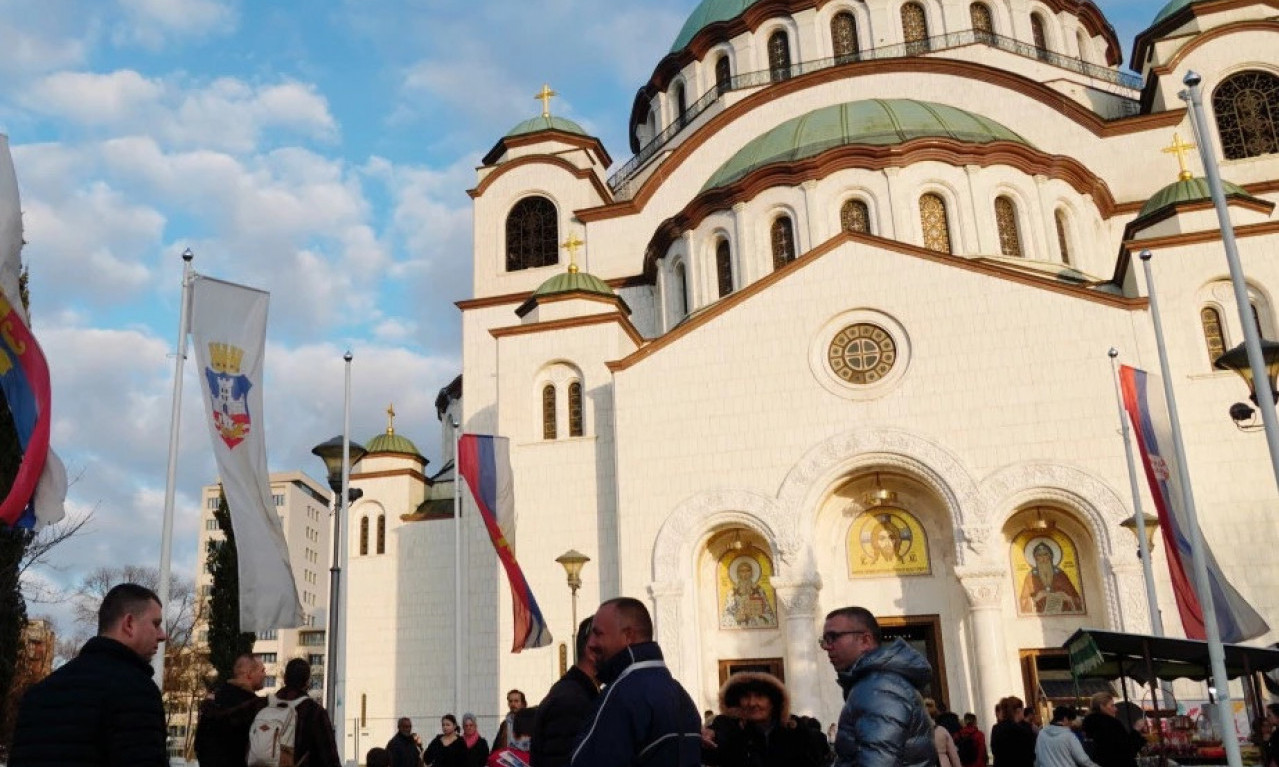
[205,342,252,449]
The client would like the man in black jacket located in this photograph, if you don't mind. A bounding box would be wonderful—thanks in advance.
[10,582,169,767]
[531,618,598,767]
[194,652,267,766]
[386,717,425,767]
[274,658,342,767]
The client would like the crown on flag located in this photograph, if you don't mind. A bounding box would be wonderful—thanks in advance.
[209,342,245,374]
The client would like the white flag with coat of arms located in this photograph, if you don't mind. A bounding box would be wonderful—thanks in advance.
[190,275,303,631]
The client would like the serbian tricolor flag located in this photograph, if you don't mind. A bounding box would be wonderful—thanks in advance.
[1119,365,1268,642]
[457,434,553,652]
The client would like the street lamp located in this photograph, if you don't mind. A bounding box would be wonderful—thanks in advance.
[555,549,590,655]
[310,435,366,720]
[1214,339,1279,430]
[1119,512,1159,554]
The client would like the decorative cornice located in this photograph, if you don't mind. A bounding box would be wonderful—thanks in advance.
[514,290,631,319]
[468,153,612,201]
[480,129,612,169]
[490,311,647,348]
[1123,219,1279,251]
[1152,18,1279,75]
[1123,196,1276,240]
[651,489,799,583]
[351,467,429,483]
[456,275,652,312]
[1131,0,1279,70]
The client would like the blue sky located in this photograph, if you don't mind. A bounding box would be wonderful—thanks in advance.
[2,0,1164,637]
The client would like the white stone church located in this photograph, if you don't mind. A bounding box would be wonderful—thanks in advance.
[341,0,1279,755]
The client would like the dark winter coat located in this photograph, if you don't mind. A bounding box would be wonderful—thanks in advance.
[274,687,342,767]
[193,680,266,766]
[1081,712,1145,767]
[832,638,937,767]
[425,735,468,767]
[702,671,828,767]
[531,665,598,767]
[8,635,168,767]
[388,730,425,767]
[465,736,491,767]
[569,641,702,767]
[989,720,1037,767]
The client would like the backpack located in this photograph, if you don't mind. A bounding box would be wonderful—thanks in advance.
[955,730,979,766]
[247,693,307,767]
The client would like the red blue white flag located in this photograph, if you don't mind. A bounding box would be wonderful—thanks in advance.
[1119,365,1268,642]
[457,434,553,652]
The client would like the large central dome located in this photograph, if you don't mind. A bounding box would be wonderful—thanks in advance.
[670,0,760,52]
[703,99,1030,190]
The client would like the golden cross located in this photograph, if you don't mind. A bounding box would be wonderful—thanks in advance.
[386,403,396,435]
[561,231,584,273]
[534,84,557,118]
[1161,132,1197,181]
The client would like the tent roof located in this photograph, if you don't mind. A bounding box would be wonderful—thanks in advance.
[1063,628,1279,684]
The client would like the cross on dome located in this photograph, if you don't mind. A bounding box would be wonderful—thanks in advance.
[1161,132,1198,181]
[535,84,557,118]
[561,231,584,274]
[386,403,396,435]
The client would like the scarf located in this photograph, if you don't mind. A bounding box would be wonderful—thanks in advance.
[464,732,481,749]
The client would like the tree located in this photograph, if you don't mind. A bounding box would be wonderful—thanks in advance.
[207,490,255,683]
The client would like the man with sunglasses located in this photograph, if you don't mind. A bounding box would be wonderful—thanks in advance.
[821,606,936,767]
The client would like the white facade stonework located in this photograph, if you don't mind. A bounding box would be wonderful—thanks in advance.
[343,0,1279,758]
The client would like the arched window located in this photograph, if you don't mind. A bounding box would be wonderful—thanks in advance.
[674,83,688,127]
[506,196,558,271]
[1213,70,1279,160]
[1054,210,1072,265]
[970,3,993,36]
[568,381,583,437]
[771,216,797,270]
[716,240,733,298]
[675,263,689,316]
[715,55,732,94]
[995,196,1023,257]
[1030,14,1049,59]
[376,515,385,555]
[919,194,952,254]
[542,384,557,440]
[359,516,369,556]
[832,12,859,63]
[768,30,792,82]
[902,3,930,54]
[841,199,871,234]
[1201,306,1226,363]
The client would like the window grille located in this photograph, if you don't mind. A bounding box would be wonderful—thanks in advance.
[1213,71,1279,160]
[920,194,952,254]
[505,197,558,271]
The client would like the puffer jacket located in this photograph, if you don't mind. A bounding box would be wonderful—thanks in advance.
[569,641,701,767]
[1036,723,1101,767]
[8,636,167,767]
[832,638,937,767]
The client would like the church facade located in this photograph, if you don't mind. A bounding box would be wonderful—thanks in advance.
[342,0,1279,752]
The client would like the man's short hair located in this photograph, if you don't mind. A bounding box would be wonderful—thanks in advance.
[1052,705,1076,724]
[507,689,526,705]
[512,707,537,738]
[601,597,653,641]
[824,606,882,643]
[284,658,311,690]
[964,713,978,726]
[232,653,259,678]
[98,583,161,635]
[574,617,592,663]
[366,747,390,767]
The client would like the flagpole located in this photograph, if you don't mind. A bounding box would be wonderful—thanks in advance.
[1108,348,1165,640]
[335,350,353,761]
[1179,72,1279,495]
[1140,251,1242,767]
[155,248,195,684]
[451,416,462,718]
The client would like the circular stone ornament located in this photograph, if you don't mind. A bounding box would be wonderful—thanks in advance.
[810,310,910,400]
[828,323,896,384]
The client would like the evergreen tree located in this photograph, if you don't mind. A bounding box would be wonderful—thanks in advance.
[207,490,256,682]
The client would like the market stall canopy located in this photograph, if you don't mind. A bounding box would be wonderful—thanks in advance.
[1064,629,1279,684]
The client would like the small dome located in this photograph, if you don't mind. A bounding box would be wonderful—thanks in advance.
[670,0,760,52]
[1151,0,1200,25]
[365,431,422,457]
[703,99,1029,191]
[532,270,616,299]
[1137,176,1259,218]
[505,115,589,138]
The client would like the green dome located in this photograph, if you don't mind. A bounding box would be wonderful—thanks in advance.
[703,99,1030,191]
[671,0,760,52]
[533,269,616,298]
[1138,176,1256,218]
[1151,0,1199,25]
[505,115,589,138]
[365,431,422,457]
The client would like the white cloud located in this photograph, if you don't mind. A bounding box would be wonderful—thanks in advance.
[0,2,94,78]
[114,0,238,49]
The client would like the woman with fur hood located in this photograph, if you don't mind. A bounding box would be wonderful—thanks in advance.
[701,671,830,767]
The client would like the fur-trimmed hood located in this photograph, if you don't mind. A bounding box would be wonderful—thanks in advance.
[718,671,790,722]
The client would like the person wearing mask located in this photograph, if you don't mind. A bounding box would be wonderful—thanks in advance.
[1081,693,1146,767]
[701,671,829,766]
[990,697,1036,767]
[1037,706,1102,767]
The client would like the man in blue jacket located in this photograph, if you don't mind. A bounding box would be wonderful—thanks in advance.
[822,606,936,767]
[570,597,701,767]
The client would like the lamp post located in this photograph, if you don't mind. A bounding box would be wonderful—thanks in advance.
[1214,339,1279,431]
[311,433,366,727]
[555,549,590,653]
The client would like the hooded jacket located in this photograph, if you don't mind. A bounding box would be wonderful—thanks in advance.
[832,638,937,767]
[1035,724,1100,767]
[569,641,701,767]
[702,672,828,767]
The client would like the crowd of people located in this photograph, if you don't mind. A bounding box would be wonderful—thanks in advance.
[7,582,1277,767]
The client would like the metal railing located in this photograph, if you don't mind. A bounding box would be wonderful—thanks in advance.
[607,29,1142,196]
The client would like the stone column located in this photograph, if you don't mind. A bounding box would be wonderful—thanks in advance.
[963,164,986,255]
[649,580,698,693]
[1033,174,1054,262]
[1109,561,1153,634]
[801,179,820,252]
[881,167,902,240]
[774,579,823,716]
[732,202,751,285]
[957,566,1014,729]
